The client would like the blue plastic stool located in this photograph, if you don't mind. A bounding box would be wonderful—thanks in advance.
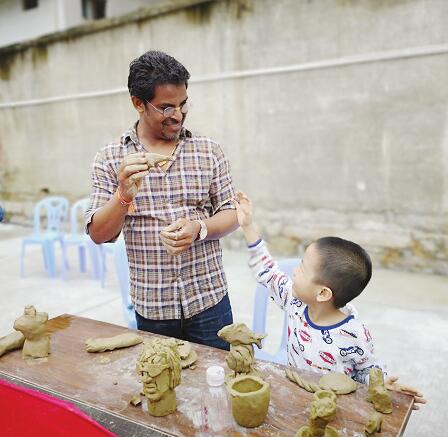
[252,258,299,365]
[20,196,69,278]
[112,238,137,329]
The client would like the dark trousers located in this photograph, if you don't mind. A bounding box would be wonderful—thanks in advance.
[135,294,233,350]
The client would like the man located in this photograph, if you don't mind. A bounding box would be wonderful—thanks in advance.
[86,50,238,349]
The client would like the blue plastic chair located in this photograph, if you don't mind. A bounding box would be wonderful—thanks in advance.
[112,238,137,329]
[252,258,299,365]
[64,198,104,283]
[20,196,69,278]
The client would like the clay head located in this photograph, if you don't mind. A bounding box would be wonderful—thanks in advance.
[137,339,181,401]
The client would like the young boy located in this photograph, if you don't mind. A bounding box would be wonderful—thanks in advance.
[232,191,425,407]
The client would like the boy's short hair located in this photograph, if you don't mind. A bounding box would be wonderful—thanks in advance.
[312,236,372,308]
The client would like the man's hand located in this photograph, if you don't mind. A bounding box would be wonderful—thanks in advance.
[117,152,149,201]
[385,376,427,410]
[231,191,253,229]
[160,218,201,256]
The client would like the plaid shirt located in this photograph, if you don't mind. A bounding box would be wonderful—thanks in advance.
[85,123,235,320]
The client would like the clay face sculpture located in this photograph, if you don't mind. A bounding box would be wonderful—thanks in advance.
[136,338,181,417]
[0,331,25,358]
[13,305,50,359]
[85,332,143,353]
[228,375,270,428]
[367,368,392,414]
[217,323,266,377]
[295,390,340,437]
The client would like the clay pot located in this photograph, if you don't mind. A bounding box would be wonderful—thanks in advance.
[313,389,337,403]
[228,375,270,428]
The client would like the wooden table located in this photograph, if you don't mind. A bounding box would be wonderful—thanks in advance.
[0,315,413,436]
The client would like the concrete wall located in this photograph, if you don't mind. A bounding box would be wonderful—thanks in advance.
[0,0,447,274]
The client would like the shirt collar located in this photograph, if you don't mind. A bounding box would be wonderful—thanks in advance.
[121,121,192,147]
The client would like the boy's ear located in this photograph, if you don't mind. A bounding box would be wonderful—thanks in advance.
[316,286,333,303]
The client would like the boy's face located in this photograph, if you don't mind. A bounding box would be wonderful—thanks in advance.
[292,243,324,303]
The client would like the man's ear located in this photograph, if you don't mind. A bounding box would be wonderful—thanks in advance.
[131,96,146,113]
[316,286,333,303]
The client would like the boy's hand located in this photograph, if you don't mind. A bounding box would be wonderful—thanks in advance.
[231,191,253,228]
[385,376,427,410]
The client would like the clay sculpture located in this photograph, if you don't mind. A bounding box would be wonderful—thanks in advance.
[286,369,357,395]
[175,339,197,369]
[85,332,143,352]
[0,331,25,358]
[364,412,383,436]
[136,338,181,416]
[13,305,50,359]
[295,390,340,437]
[145,152,173,168]
[285,368,321,393]
[319,372,357,395]
[228,374,270,428]
[367,368,392,414]
[217,323,266,377]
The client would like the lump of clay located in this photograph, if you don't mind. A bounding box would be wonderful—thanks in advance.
[136,338,181,417]
[285,368,321,393]
[365,412,383,436]
[295,394,339,437]
[175,339,197,369]
[145,152,173,168]
[85,332,143,353]
[228,374,270,428]
[218,323,266,377]
[0,331,25,358]
[367,368,392,414]
[319,372,357,395]
[14,305,50,359]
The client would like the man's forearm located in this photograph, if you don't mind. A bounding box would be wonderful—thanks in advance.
[203,209,239,240]
[88,194,129,243]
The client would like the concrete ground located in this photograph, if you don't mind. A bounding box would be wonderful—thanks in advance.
[1,222,446,436]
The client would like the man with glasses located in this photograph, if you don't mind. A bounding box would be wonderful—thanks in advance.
[86,50,238,350]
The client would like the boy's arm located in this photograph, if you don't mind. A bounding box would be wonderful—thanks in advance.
[232,191,294,310]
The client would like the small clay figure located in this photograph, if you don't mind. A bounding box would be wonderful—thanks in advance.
[285,368,321,393]
[85,332,143,353]
[228,374,270,428]
[136,338,181,417]
[0,331,25,358]
[217,323,266,377]
[367,368,392,414]
[364,412,383,436]
[295,392,340,437]
[13,305,50,359]
[175,339,198,369]
[319,372,357,395]
[145,152,173,168]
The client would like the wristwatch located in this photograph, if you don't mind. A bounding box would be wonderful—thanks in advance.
[195,219,208,241]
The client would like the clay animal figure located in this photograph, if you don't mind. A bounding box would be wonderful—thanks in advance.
[0,331,25,358]
[295,390,340,437]
[367,368,392,414]
[136,338,181,417]
[13,305,50,359]
[145,152,173,168]
[217,323,266,377]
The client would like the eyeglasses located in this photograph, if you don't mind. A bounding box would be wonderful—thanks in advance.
[146,101,190,118]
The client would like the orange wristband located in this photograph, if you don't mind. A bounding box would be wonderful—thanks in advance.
[116,188,135,213]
